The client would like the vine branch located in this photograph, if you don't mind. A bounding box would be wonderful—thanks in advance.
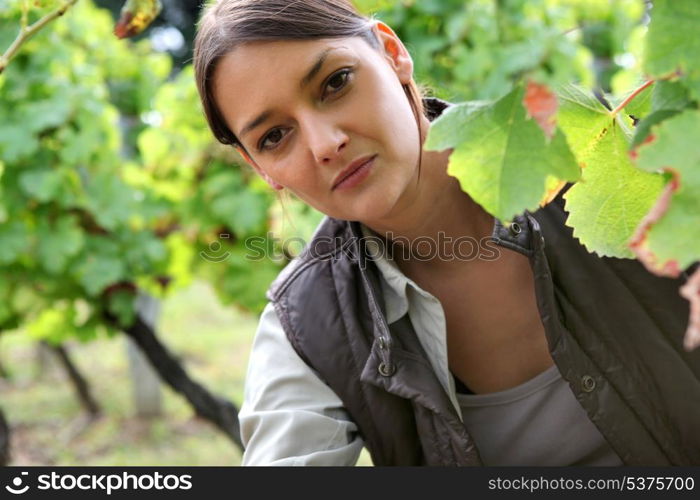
[611,79,655,117]
[0,0,79,74]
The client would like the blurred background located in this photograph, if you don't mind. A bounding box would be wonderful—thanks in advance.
[0,0,649,465]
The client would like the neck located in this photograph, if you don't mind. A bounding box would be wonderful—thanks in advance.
[363,140,494,272]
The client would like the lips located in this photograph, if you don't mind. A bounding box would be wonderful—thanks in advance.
[332,154,377,190]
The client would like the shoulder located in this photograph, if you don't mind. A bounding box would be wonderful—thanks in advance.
[240,302,364,465]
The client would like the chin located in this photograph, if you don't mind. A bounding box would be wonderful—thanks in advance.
[318,172,407,223]
[347,196,401,225]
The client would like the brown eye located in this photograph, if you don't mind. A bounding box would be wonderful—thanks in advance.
[323,69,351,97]
[259,128,287,151]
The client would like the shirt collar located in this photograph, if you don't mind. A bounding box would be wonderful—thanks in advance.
[359,223,413,325]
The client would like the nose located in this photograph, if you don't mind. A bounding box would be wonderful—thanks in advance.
[302,116,348,165]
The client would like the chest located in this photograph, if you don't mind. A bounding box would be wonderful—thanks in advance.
[410,252,554,394]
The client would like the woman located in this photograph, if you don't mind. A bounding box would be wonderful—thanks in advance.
[194,0,700,466]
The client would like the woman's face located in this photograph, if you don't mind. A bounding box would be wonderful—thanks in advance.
[212,26,424,224]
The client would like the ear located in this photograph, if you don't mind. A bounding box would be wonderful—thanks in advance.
[371,21,414,85]
[235,146,284,191]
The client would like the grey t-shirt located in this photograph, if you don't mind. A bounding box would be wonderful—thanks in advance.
[456,364,624,466]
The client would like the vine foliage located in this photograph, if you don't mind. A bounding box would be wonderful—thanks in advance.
[0,0,322,449]
[1,1,698,366]
[423,0,700,350]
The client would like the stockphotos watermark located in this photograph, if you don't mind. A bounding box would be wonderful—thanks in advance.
[200,231,502,266]
[4,470,192,496]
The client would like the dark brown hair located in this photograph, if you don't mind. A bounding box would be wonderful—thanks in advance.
[193,0,424,152]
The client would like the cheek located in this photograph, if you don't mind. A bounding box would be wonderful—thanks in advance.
[262,156,322,196]
[256,156,296,183]
[370,88,420,159]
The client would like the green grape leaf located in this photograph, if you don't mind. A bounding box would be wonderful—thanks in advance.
[0,124,39,162]
[19,94,73,133]
[122,230,167,273]
[163,233,195,290]
[353,0,396,14]
[651,80,691,112]
[680,76,700,103]
[18,169,62,202]
[74,254,126,296]
[74,319,101,343]
[555,85,612,159]
[37,215,84,274]
[630,109,680,149]
[137,127,170,166]
[211,189,269,237]
[84,173,135,231]
[0,220,30,264]
[419,100,488,151]
[621,82,653,119]
[57,126,95,166]
[643,0,700,97]
[26,304,77,344]
[0,280,13,325]
[631,110,700,273]
[557,85,666,258]
[209,245,282,314]
[114,0,162,39]
[630,80,691,148]
[106,289,136,327]
[424,83,580,222]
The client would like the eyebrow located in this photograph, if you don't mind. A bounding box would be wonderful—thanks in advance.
[238,47,341,139]
[300,47,336,88]
[239,110,272,139]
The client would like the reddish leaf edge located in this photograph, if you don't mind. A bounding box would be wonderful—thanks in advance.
[628,168,681,277]
[611,79,654,117]
[680,269,700,351]
[628,168,700,351]
[114,12,135,39]
[523,81,558,140]
[114,0,163,39]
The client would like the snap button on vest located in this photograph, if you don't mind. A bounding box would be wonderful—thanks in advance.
[378,362,396,377]
[509,222,522,235]
[581,375,596,392]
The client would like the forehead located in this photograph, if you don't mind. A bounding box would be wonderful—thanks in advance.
[212,37,376,135]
